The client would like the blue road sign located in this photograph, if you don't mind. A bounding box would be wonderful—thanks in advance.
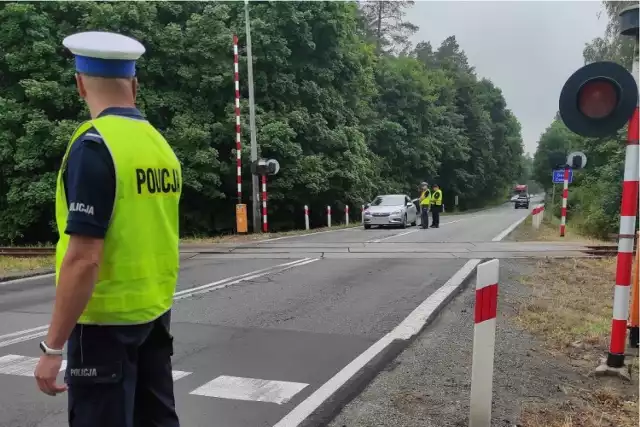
[552,169,573,184]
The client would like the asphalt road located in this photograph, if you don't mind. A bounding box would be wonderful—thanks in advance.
[0,202,531,427]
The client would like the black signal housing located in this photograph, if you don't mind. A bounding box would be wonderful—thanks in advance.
[559,61,638,138]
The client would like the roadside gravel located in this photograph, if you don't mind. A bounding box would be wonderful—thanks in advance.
[329,259,638,427]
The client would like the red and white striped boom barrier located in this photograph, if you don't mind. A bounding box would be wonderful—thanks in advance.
[233,35,242,201]
[531,204,545,230]
[327,205,332,228]
[304,205,310,230]
[603,105,639,370]
[469,259,499,427]
[345,205,350,225]
[261,175,268,233]
[559,167,569,237]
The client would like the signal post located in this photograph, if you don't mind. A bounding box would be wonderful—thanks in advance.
[559,4,639,378]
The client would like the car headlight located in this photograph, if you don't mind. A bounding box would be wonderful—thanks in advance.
[390,209,402,215]
[364,210,372,216]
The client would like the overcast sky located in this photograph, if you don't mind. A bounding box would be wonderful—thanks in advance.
[409,0,608,155]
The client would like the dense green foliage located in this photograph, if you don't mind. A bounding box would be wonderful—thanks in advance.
[0,1,524,243]
[533,1,635,238]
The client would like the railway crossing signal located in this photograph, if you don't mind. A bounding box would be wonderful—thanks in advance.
[559,61,637,138]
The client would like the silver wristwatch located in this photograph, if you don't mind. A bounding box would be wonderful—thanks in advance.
[39,341,64,356]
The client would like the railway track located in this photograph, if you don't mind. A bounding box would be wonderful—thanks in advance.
[0,247,55,257]
[0,245,634,258]
[583,245,636,257]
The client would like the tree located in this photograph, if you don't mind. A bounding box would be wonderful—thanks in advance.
[0,1,525,243]
[358,0,419,55]
[533,1,635,238]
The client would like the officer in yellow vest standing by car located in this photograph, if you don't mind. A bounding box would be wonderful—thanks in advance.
[34,31,182,427]
[430,184,443,228]
[419,181,431,229]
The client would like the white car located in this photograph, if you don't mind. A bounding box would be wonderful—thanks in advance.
[363,194,418,229]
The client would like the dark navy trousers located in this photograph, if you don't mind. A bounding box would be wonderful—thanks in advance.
[65,311,180,427]
[420,206,430,228]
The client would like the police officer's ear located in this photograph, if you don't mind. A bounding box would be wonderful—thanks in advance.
[75,73,87,100]
[131,77,138,100]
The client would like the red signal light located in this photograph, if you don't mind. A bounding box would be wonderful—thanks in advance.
[578,79,619,119]
[559,61,638,138]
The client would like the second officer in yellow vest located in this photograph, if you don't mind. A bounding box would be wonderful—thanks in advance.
[34,31,182,427]
[419,181,431,229]
[430,184,443,228]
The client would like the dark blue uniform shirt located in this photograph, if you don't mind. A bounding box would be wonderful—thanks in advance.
[63,107,145,238]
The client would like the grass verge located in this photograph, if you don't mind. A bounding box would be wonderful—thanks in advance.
[0,256,54,276]
[509,214,607,244]
[515,257,639,427]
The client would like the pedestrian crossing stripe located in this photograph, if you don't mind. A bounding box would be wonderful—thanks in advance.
[0,354,310,404]
[0,354,191,381]
[190,375,308,405]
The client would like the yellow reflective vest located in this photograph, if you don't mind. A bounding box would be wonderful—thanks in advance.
[431,189,443,206]
[55,116,182,325]
[420,189,431,206]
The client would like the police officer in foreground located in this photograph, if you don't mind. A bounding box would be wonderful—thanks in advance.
[34,31,182,427]
[418,182,431,229]
[430,184,443,228]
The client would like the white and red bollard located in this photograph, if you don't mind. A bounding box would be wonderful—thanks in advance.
[531,204,545,230]
[361,205,365,225]
[345,205,350,225]
[559,167,569,237]
[327,205,332,228]
[469,259,499,427]
[261,175,268,233]
[304,205,310,230]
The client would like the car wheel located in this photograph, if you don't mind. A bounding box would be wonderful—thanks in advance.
[401,215,407,229]
[364,224,371,230]
[411,218,417,226]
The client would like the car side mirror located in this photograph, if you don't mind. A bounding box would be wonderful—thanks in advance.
[407,202,413,207]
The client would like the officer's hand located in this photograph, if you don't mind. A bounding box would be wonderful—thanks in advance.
[34,354,68,396]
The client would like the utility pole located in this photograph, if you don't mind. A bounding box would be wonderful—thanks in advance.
[244,0,261,232]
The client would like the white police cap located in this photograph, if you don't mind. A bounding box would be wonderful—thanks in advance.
[62,31,145,78]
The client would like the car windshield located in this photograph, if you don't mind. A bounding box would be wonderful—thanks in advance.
[371,195,405,206]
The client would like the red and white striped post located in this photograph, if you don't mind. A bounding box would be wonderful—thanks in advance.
[602,106,639,371]
[469,259,499,427]
[261,175,268,233]
[304,205,310,230]
[559,167,569,237]
[532,204,545,230]
[345,205,350,225]
[233,35,242,201]
[327,205,332,228]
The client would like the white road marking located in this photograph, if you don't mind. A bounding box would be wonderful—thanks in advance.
[491,212,529,241]
[0,325,49,342]
[171,370,192,381]
[173,258,319,301]
[365,215,483,243]
[259,226,359,243]
[190,375,308,405]
[0,354,66,376]
[0,354,191,381]
[0,273,55,287]
[0,258,320,348]
[272,213,530,427]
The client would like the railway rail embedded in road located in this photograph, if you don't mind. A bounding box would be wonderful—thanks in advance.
[0,247,55,258]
